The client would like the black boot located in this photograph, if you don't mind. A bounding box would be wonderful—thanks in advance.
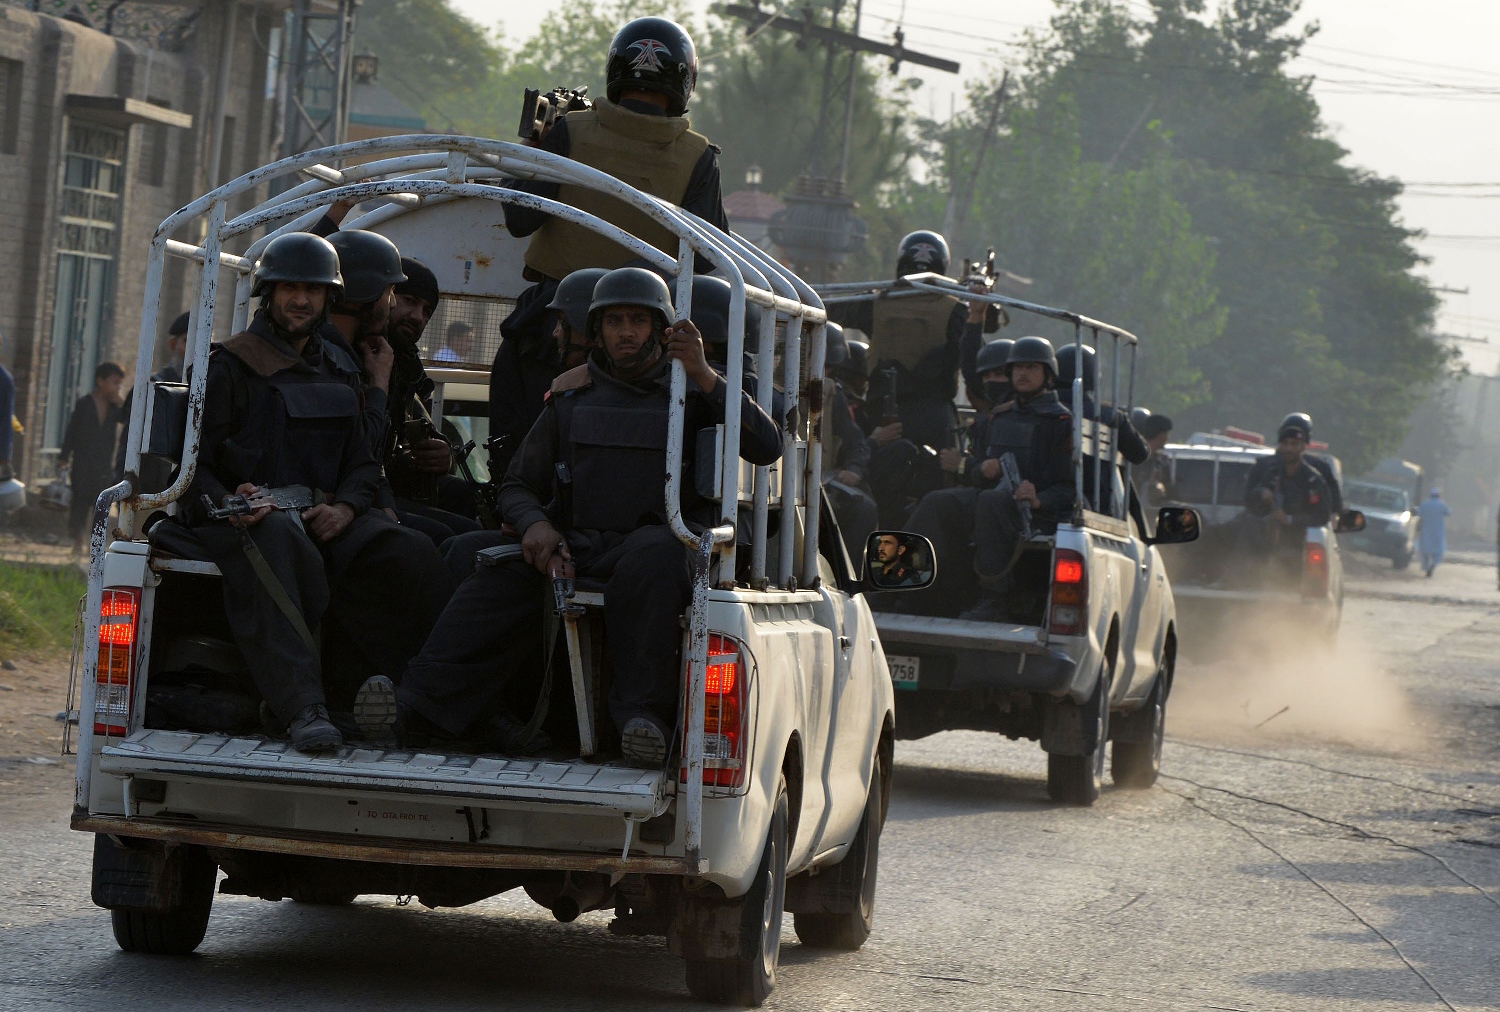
[287,704,342,753]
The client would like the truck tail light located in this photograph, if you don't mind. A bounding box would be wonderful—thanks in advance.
[1049,549,1088,636]
[94,588,141,737]
[1303,542,1329,597]
[683,634,747,789]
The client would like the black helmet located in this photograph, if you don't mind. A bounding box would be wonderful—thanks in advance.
[895,230,950,277]
[843,338,869,380]
[588,266,674,334]
[606,17,698,117]
[1055,342,1098,394]
[548,267,611,334]
[688,275,733,346]
[824,322,848,368]
[974,338,1014,376]
[327,230,405,304]
[251,232,343,299]
[167,312,192,337]
[1130,407,1152,431]
[1007,335,1057,379]
[1278,412,1313,441]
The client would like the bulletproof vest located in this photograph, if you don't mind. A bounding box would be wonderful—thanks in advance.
[981,392,1066,472]
[869,292,960,378]
[524,99,712,282]
[215,331,362,497]
[555,364,673,534]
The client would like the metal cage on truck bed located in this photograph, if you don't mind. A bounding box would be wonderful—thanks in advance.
[75,134,838,878]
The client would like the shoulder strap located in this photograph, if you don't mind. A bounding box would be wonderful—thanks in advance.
[550,363,593,395]
[221,331,300,378]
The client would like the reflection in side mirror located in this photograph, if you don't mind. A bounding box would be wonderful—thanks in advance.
[1336,509,1366,534]
[1151,506,1200,546]
[864,531,937,591]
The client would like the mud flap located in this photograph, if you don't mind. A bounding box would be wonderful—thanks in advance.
[668,882,749,961]
[1040,676,1105,757]
[91,834,214,912]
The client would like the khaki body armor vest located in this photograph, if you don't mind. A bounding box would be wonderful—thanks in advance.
[523,99,712,282]
[869,292,961,374]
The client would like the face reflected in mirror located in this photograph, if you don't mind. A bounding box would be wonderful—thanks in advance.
[1154,506,1201,545]
[865,532,936,590]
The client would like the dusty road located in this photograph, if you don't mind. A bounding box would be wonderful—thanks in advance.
[1,551,1497,1010]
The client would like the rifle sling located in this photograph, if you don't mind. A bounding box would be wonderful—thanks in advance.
[237,527,321,663]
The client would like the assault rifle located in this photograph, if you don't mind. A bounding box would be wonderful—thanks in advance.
[518,86,591,143]
[961,247,1006,331]
[996,452,1033,541]
[877,366,900,427]
[453,438,500,530]
[202,485,316,522]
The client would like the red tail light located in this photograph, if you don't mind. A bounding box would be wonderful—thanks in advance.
[1049,549,1088,636]
[683,634,747,789]
[1303,542,1329,597]
[94,588,141,736]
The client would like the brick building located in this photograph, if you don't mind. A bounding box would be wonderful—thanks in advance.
[0,1,295,483]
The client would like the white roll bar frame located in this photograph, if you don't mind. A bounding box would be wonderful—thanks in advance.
[80,135,831,875]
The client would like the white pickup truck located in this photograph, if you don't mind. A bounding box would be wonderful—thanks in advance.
[68,136,930,1007]
[1152,439,1364,649]
[816,277,1201,805]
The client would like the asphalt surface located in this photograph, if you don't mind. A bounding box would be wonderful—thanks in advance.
[2,549,1498,1010]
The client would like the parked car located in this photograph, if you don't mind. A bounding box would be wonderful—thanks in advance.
[1343,479,1417,569]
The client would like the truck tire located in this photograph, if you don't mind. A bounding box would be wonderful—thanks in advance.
[685,777,789,1007]
[109,846,217,955]
[1047,672,1109,807]
[792,755,884,950]
[1111,661,1167,789]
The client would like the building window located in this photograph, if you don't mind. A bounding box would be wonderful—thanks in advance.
[44,121,125,449]
[217,114,236,185]
[0,58,21,154]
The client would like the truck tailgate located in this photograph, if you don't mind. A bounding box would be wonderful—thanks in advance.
[873,613,1049,654]
[98,730,669,819]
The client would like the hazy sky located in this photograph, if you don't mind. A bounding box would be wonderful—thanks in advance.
[454,0,1500,371]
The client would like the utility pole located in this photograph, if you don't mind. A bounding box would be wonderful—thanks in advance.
[722,2,959,280]
[942,71,1009,247]
[278,0,360,161]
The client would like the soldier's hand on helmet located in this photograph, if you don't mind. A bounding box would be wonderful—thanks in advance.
[303,502,355,542]
[663,319,718,392]
[979,457,1002,482]
[836,469,862,487]
[872,421,903,446]
[523,520,571,575]
[1015,479,1041,508]
[227,483,271,528]
[360,334,395,392]
[939,447,964,474]
[327,198,357,225]
[412,437,452,475]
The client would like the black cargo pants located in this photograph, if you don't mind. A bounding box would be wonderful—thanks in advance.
[398,523,693,739]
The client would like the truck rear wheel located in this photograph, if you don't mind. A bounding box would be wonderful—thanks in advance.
[109,846,217,955]
[1112,662,1167,788]
[792,754,884,951]
[1047,673,1109,806]
[685,777,789,1007]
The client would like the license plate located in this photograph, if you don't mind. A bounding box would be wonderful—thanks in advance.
[887,654,921,691]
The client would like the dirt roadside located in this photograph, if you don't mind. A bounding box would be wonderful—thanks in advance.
[0,652,79,817]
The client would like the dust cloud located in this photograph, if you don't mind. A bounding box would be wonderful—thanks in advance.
[1169,619,1426,755]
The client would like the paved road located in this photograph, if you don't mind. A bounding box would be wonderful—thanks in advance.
[2,551,1497,1010]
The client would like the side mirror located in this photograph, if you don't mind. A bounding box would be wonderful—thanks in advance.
[864,531,937,591]
[1335,509,1366,534]
[1150,506,1200,546]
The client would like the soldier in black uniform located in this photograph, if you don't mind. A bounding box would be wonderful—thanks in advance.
[898,337,1074,619]
[818,323,879,559]
[1055,342,1149,514]
[1278,412,1345,514]
[169,233,453,752]
[395,268,781,765]
[1241,414,1332,554]
[492,16,728,477]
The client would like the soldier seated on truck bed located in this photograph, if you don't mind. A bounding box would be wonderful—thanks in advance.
[897,336,1075,621]
[1239,413,1332,556]
[167,232,454,753]
[390,267,782,766]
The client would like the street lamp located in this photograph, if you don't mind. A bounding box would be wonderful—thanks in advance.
[352,51,379,85]
[745,164,763,189]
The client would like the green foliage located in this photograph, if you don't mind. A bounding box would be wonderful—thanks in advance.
[0,562,84,659]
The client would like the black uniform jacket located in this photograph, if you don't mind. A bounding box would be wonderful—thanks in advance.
[1243,455,1333,528]
[962,391,1076,520]
[190,309,380,520]
[832,299,980,405]
[500,351,781,540]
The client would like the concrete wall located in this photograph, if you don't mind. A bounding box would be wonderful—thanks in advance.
[0,4,284,482]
